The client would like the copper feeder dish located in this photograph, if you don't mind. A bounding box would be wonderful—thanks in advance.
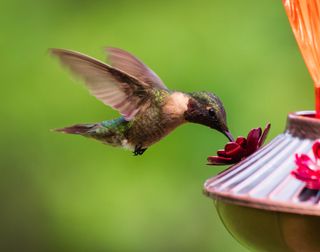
[204,111,320,252]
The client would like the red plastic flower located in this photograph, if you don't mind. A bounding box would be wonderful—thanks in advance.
[292,140,320,190]
[207,123,271,165]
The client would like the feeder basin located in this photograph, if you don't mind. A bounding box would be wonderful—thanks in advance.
[204,111,320,252]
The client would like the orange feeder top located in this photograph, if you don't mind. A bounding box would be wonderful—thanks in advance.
[283,0,320,117]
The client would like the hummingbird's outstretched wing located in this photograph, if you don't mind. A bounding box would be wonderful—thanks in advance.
[50,48,153,120]
[106,47,168,91]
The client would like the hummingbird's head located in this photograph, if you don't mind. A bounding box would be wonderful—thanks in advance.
[184,91,233,141]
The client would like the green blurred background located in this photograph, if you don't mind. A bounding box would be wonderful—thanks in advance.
[0,0,314,251]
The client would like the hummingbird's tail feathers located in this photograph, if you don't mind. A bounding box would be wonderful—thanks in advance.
[53,118,129,148]
[54,124,97,135]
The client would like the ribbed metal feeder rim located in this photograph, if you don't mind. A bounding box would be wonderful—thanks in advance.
[204,111,320,216]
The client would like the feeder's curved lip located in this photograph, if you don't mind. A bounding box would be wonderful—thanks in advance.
[204,111,320,216]
[290,110,315,117]
[203,186,320,216]
[287,110,320,140]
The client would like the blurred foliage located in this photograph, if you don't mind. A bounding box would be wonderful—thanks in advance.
[0,0,314,251]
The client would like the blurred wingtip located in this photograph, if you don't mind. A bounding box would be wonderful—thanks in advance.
[49,48,67,57]
[48,48,58,55]
[105,46,120,52]
[50,127,66,133]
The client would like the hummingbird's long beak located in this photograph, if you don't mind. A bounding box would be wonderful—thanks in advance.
[223,130,234,142]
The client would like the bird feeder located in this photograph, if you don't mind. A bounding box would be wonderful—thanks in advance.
[204,1,320,251]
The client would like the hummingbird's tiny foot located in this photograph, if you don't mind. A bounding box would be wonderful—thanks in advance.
[133,145,147,156]
[138,148,147,155]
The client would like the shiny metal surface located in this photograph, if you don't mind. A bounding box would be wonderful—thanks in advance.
[204,111,320,251]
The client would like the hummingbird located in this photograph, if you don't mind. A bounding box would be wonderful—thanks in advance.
[51,47,233,155]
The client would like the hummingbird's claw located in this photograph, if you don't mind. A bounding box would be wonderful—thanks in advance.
[133,146,148,156]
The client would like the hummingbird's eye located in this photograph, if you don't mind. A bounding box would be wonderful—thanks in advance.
[208,108,215,117]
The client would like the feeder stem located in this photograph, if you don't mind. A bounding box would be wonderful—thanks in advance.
[316,86,320,118]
